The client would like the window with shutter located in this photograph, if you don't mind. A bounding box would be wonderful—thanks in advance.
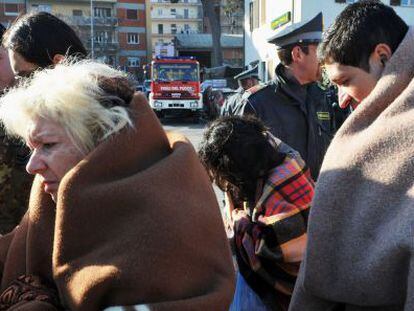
[126,9,138,20]
[127,33,139,44]
[127,57,140,68]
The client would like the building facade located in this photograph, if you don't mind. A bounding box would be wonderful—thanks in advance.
[24,0,118,65]
[244,0,414,82]
[175,33,243,67]
[0,0,25,27]
[149,0,202,57]
[200,0,244,66]
[117,0,147,79]
[0,0,149,80]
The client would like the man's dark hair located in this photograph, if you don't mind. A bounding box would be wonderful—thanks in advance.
[277,44,310,66]
[318,0,408,72]
[198,115,285,203]
[3,12,87,68]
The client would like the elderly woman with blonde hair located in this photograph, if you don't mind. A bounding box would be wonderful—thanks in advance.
[0,61,235,310]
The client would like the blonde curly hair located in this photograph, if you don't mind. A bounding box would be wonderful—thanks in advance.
[0,60,135,154]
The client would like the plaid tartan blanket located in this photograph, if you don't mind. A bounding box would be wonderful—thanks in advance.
[233,147,314,309]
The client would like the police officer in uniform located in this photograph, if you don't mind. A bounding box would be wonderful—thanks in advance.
[220,64,260,116]
[241,12,347,180]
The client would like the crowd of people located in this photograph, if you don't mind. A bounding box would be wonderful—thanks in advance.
[0,0,413,310]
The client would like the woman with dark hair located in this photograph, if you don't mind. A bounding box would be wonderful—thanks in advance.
[0,24,14,91]
[199,115,314,310]
[3,11,86,77]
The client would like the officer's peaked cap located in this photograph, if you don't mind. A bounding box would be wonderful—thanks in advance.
[267,12,323,49]
[234,64,259,81]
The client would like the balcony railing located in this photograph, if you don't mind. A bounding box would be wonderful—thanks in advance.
[151,13,202,20]
[56,14,118,27]
[55,0,116,3]
[151,0,201,4]
[85,41,119,52]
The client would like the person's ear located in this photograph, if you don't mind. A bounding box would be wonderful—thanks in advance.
[371,43,392,67]
[52,54,65,65]
[291,46,303,63]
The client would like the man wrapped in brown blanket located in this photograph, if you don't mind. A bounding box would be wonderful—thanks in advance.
[0,61,235,310]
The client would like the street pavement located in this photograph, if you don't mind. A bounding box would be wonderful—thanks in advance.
[161,117,225,208]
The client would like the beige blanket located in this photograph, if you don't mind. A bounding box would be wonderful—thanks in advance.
[290,27,414,310]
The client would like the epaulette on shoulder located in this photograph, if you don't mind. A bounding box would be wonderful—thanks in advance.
[242,83,267,100]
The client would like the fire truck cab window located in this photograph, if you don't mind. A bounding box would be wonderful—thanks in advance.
[153,63,198,82]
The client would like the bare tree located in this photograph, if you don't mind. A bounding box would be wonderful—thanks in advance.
[223,0,243,34]
[201,0,223,67]
[171,0,223,67]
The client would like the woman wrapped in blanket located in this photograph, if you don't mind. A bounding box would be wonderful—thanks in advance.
[0,61,235,310]
[198,115,314,311]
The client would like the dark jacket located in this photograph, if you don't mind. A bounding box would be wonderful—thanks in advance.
[241,64,346,180]
[0,130,32,234]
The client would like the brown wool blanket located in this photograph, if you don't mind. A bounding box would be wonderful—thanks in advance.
[289,28,414,310]
[0,93,235,310]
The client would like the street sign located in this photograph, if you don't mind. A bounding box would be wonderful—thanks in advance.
[271,12,291,30]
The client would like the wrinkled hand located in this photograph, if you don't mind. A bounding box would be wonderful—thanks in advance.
[232,209,248,223]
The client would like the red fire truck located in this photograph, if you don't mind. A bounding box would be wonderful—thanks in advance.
[148,56,203,118]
